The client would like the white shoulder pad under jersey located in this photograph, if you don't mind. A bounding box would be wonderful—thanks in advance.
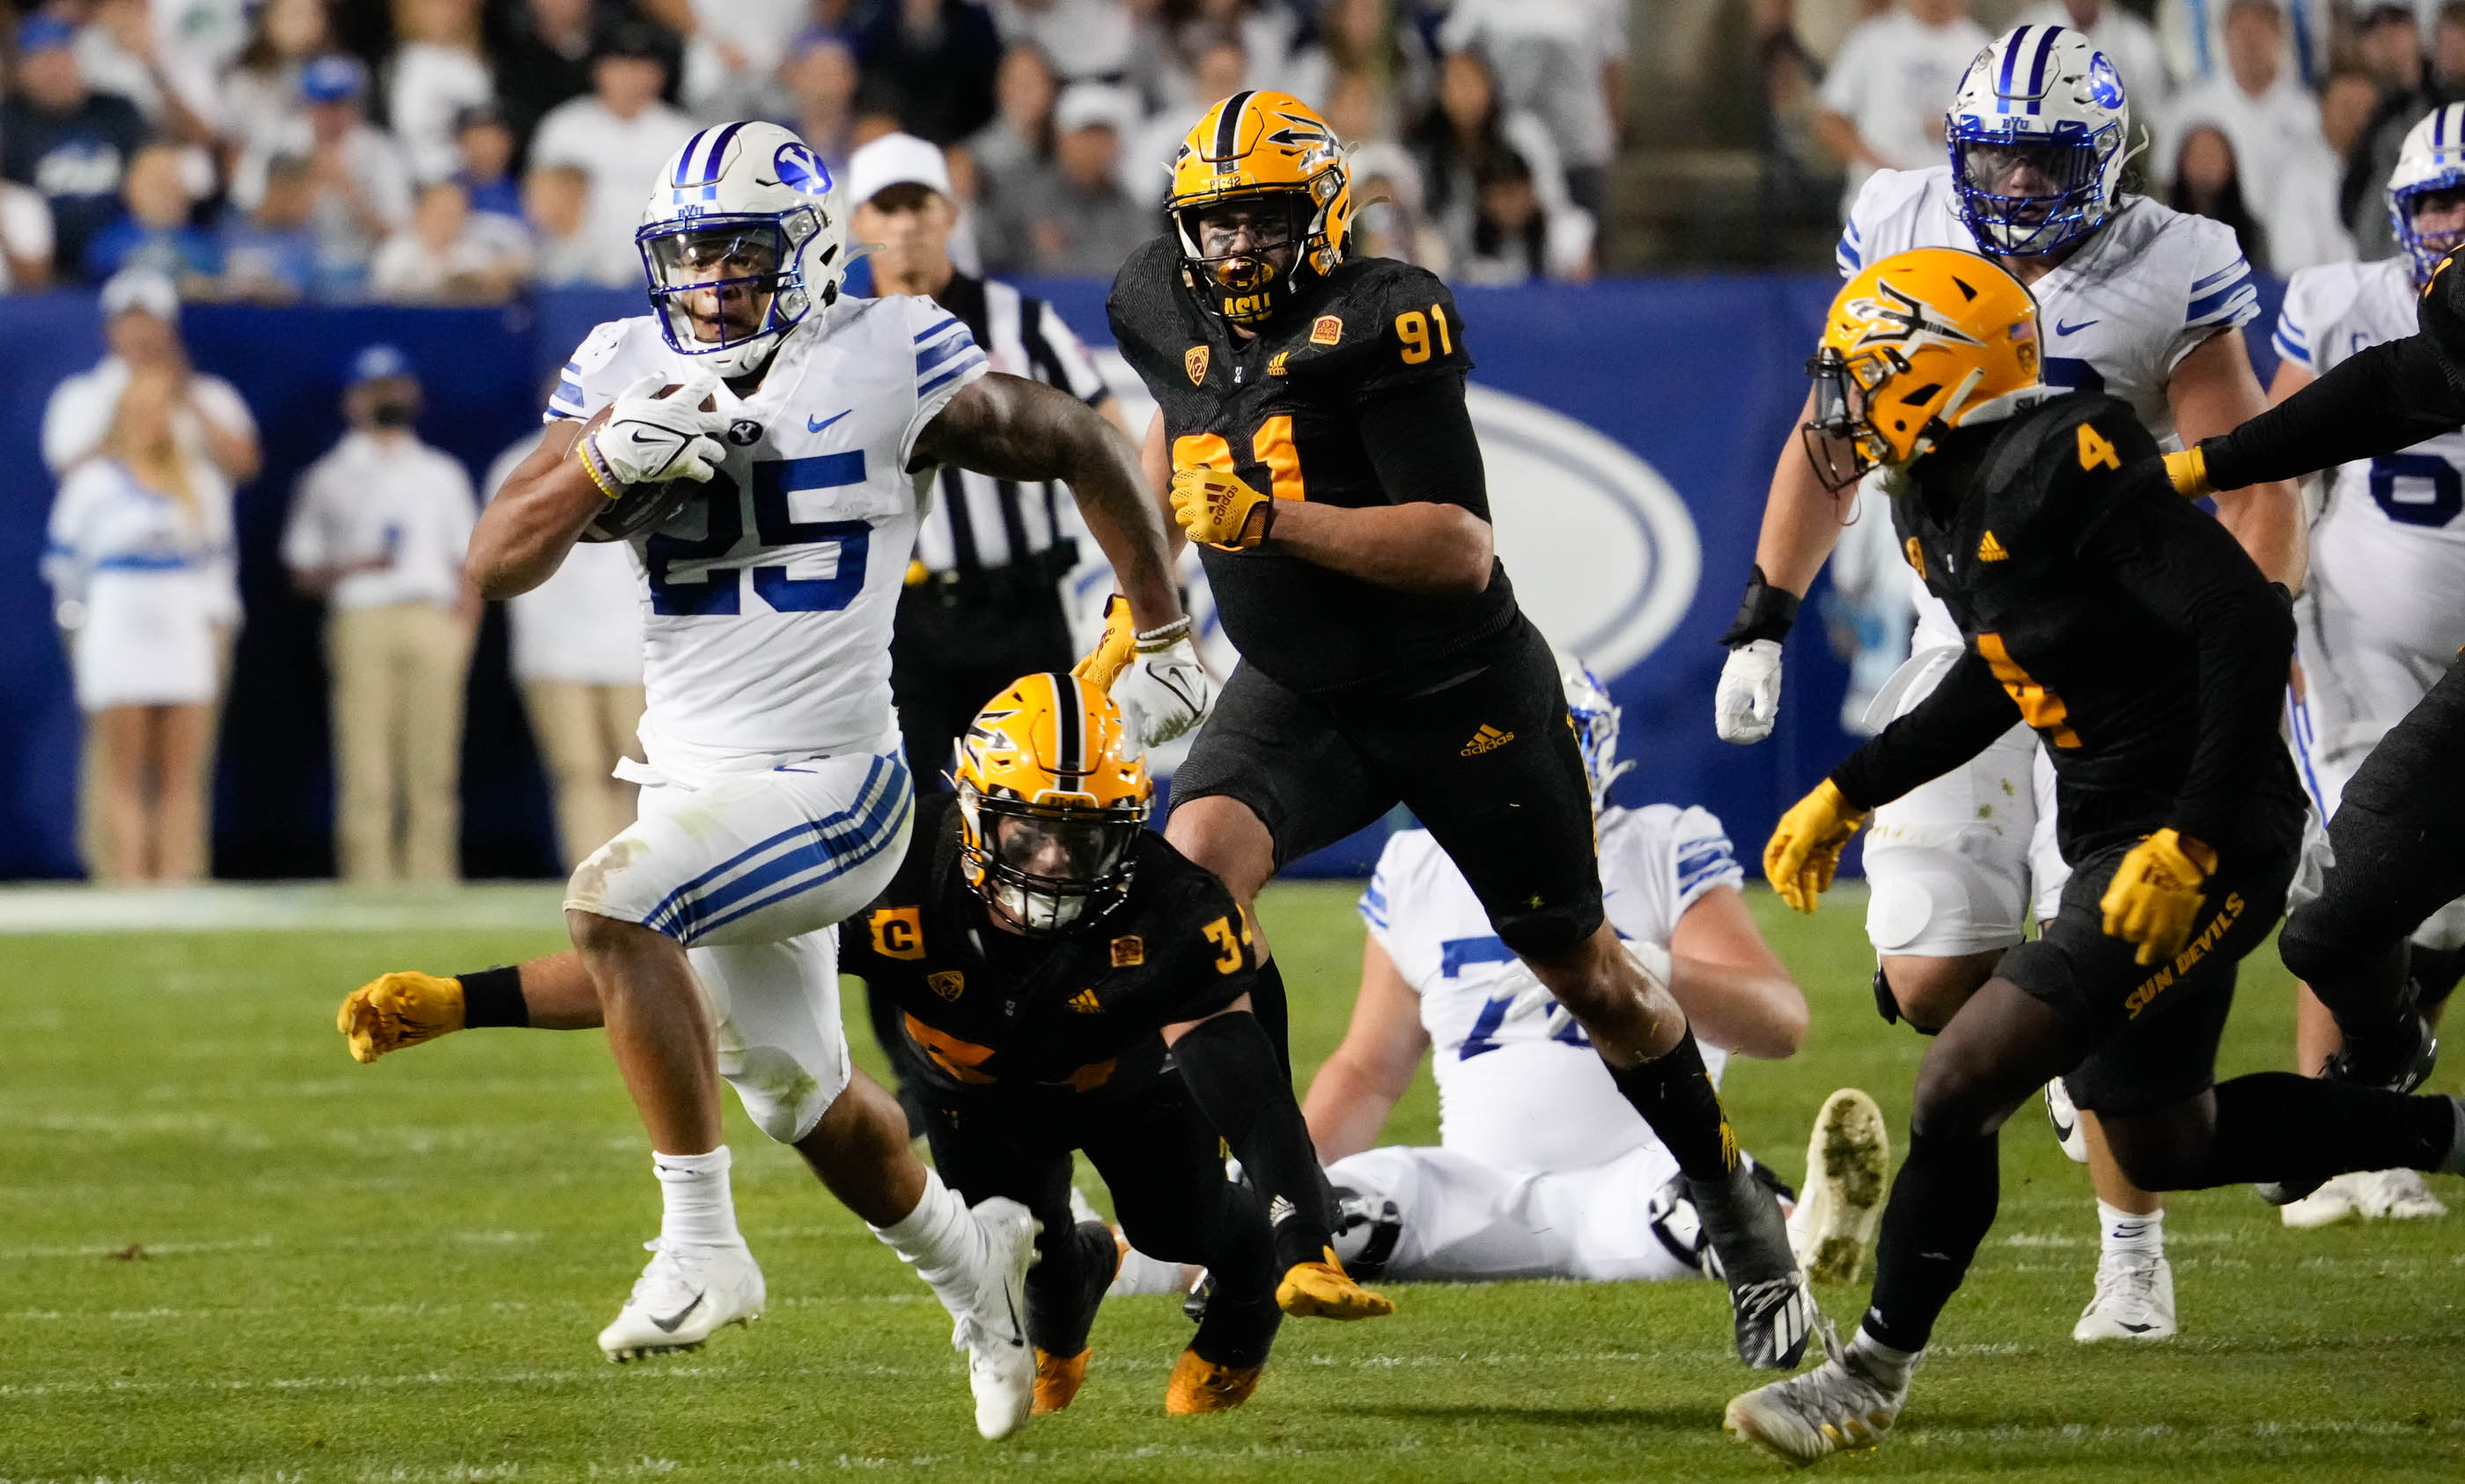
[1359,805,1740,1069]
[547,298,989,777]
[1837,168,2255,444]
[2277,255,2465,551]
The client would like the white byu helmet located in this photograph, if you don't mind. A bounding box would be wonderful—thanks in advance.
[636,120,847,377]
[2389,104,2465,286]
[1945,25,2132,257]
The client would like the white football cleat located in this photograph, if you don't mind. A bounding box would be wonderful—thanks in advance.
[1787,1088,1890,1284]
[2355,1167,2448,1221]
[1724,1330,1910,1466]
[2278,1172,2364,1229]
[598,1238,765,1362]
[2071,1248,2174,1343]
[2043,1078,2088,1164]
[950,1195,1040,1441]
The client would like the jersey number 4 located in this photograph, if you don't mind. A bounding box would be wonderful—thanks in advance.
[1174,417,1306,503]
[646,455,872,615]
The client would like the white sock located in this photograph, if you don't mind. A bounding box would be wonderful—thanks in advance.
[652,1146,740,1249]
[870,1167,982,1297]
[2097,1199,2163,1257]
[1846,1326,1921,1392]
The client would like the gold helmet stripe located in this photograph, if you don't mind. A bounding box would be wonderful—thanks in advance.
[1046,672,1083,776]
[1212,89,1255,166]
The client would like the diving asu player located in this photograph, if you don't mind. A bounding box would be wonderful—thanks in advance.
[1708,24,2305,1342]
[1301,659,1888,1289]
[2255,104,2465,1228]
[333,121,1204,1442]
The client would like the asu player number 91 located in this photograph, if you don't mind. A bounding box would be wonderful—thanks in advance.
[1094,90,1815,1370]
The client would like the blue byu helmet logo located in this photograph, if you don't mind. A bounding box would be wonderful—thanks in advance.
[2087,52,2125,110]
[774,143,833,197]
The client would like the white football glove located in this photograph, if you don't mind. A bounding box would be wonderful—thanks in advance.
[1713,638,1784,744]
[1112,630,1212,748]
[590,371,732,485]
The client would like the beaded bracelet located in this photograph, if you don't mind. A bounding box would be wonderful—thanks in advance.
[575,433,625,501]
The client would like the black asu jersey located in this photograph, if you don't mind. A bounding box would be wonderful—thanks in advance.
[1107,235,1520,694]
[841,797,1261,1100]
[1838,393,2303,862]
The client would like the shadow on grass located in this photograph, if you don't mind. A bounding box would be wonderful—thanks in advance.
[1340,1401,1711,1432]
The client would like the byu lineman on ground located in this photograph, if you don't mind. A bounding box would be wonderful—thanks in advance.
[1710,23,2304,1342]
[2265,103,2465,1229]
[338,119,1207,1441]
[1300,660,1890,1288]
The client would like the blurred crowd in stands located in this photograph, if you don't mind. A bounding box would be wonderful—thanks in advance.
[1769,0,2465,275]
[0,0,1632,297]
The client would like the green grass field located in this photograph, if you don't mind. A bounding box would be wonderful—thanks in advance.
[5,882,2462,1483]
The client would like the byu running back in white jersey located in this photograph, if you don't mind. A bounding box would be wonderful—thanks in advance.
[547,294,978,780]
[334,118,1203,1443]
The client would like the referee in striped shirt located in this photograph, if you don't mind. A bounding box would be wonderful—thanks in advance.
[847,133,1135,787]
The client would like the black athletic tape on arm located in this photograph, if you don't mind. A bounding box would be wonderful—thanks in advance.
[1717,564,1801,647]
[2202,334,2465,492]
[458,965,528,1028]
[1174,1010,1336,1271]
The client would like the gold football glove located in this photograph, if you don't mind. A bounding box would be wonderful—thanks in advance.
[1071,593,1137,690]
[1763,778,1868,914]
[2099,828,2216,966]
[1170,466,1275,549]
[337,970,467,1063]
[1276,1249,1395,1320]
[2163,446,2211,498]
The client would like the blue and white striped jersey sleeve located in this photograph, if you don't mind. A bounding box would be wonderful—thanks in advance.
[541,319,636,425]
[1667,805,1745,916]
[2183,233,2260,334]
[898,295,991,468]
[1836,214,1864,277]
[1359,837,1401,944]
[2271,279,2318,371]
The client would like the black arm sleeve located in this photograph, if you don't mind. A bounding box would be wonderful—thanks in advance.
[2202,334,2465,489]
[1829,650,2024,811]
[2081,495,2295,852]
[1356,371,1491,521]
[1172,1010,1337,1272]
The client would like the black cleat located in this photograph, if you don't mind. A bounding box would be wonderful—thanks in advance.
[1689,1162,1818,1369]
[2259,1013,2439,1205]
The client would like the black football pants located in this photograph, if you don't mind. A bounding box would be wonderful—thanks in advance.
[913,1076,1282,1368]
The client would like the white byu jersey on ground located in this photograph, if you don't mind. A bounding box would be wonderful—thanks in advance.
[1838,167,2259,650]
[1360,804,1742,1174]
[548,295,988,782]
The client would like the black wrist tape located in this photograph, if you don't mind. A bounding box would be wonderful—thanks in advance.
[458,965,528,1028]
[1717,564,1800,647]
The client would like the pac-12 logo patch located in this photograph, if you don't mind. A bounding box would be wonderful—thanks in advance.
[774,142,833,196]
[928,970,965,1002]
[1185,345,1209,385]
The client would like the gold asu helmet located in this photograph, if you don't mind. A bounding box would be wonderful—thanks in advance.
[1166,90,1351,329]
[1803,247,2043,490]
[953,672,1152,937]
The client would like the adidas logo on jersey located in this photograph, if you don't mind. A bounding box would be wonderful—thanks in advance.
[1461,724,1515,756]
[1977,530,2010,562]
[1067,988,1102,1014]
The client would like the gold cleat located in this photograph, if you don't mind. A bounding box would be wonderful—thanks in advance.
[336,971,467,1063]
[1165,1348,1262,1414]
[1275,1247,1394,1320]
[1033,1347,1089,1414]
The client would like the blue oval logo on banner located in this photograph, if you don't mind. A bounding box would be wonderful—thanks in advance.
[775,143,834,197]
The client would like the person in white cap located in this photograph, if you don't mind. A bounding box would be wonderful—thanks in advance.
[283,343,480,883]
[980,80,1150,274]
[41,268,255,878]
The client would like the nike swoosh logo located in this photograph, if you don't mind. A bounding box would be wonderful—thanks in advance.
[647,1290,705,1333]
[807,409,851,433]
[2055,318,2098,335]
[1001,1284,1026,1349]
[629,430,662,443]
[2117,1320,2155,1333]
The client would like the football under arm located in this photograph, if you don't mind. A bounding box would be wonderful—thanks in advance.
[1828,650,2024,812]
[467,418,602,599]
[914,371,1183,633]
[1299,936,1431,1163]
[2167,327,2306,591]
[1663,886,1808,1061]
[1262,374,1493,595]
